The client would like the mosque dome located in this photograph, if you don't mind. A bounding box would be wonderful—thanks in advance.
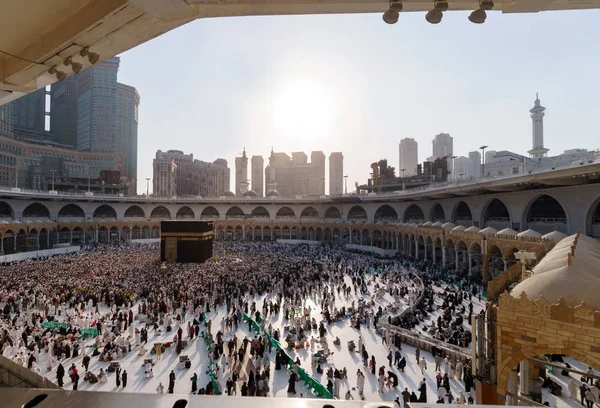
[441,222,455,232]
[243,190,258,197]
[465,226,481,233]
[517,229,542,239]
[496,228,518,238]
[478,227,498,237]
[451,225,466,233]
[266,190,280,197]
[221,190,235,197]
[510,234,600,310]
[542,230,568,243]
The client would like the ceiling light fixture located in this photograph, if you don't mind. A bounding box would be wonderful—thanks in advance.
[383,1,402,24]
[80,47,100,65]
[48,66,67,81]
[64,57,82,73]
[426,1,448,24]
[469,0,494,23]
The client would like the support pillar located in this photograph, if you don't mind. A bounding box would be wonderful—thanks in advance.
[414,240,418,259]
[503,260,508,271]
[468,253,472,275]
[520,360,530,398]
[507,368,519,405]
[442,245,446,267]
[70,231,73,244]
[455,249,459,270]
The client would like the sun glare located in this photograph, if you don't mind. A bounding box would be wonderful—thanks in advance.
[272,79,333,144]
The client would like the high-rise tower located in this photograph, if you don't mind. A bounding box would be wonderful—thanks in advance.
[234,148,249,196]
[329,152,343,196]
[528,93,549,158]
[399,138,418,176]
[251,155,264,196]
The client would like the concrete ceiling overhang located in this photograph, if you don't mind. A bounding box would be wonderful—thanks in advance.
[2,0,600,105]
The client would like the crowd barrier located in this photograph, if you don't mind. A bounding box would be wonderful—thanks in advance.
[201,313,220,395]
[0,246,80,263]
[275,239,322,246]
[379,323,470,362]
[43,322,70,330]
[242,313,332,399]
[345,244,397,257]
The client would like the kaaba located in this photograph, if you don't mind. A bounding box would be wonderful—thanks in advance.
[160,221,213,263]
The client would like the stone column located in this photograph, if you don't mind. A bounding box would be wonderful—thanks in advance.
[70,231,73,244]
[13,235,17,251]
[468,253,473,275]
[1,237,3,252]
[442,245,446,267]
[455,249,459,270]
[520,360,530,398]
[271,229,273,241]
[414,240,419,259]
[424,243,428,260]
[48,232,51,247]
[36,234,40,248]
[503,260,508,271]
[507,368,519,405]
[432,245,436,264]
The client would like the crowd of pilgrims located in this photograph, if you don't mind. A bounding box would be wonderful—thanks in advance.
[0,241,481,403]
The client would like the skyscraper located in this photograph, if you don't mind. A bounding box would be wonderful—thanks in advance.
[50,56,139,189]
[235,148,248,196]
[329,152,343,196]
[0,104,13,139]
[468,151,481,178]
[116,83,140,194]
[153,149,230,197]
[399,138,418,176]
[432,133,453,174]
[11,87,48,141]
[432,133,453,159]
[267,150,326,197]
[251,155,264,196]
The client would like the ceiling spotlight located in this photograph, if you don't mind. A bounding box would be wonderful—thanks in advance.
[435,1,449,11]
[481,0,494,10]
[468,8,487,24]
[64,57,83,73]
[426,8,443,24]
[80,47,100,65]
[383,10,399,24]
[383,1,402,24]
[48,66,67,81]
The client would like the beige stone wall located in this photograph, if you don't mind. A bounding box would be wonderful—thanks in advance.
[495,292,600,396]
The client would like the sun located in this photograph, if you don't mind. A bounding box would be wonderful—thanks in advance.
[272,79,333,144]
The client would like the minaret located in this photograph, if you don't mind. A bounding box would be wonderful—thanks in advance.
[266,147,277,193]
[235,147,249,196]
[528,93,549,159]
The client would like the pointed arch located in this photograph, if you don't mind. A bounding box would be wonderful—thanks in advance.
[374,205,398,222]
[347,205,367,220]
[403,204,424,223]
[430,203,445,222]
[22,202,50,219]
[226,206,245,218]
[523,194,568,234]
[124,205,145,218]
[587,197,600,238]
[300,206,319,218]
[93,204,117,220]
[452,201,473,226]
[201,206,220,219]
[0,201,14,218]
[58,204,85,219]
[151,206,171,219]
[324,206,342,219]
[481,198,511,229]
[176,206,195,219]
[251,206,270,218]
[276,206,295,219]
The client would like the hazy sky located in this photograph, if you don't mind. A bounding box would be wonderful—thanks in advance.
[115,9,600,195]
